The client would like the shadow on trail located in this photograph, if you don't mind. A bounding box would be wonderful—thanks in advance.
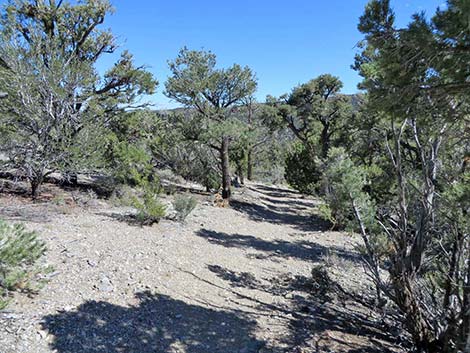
[231,200,328,232]
[203,264,405,353]
[42,291,264,353]
[207,264,261,290]
[289,301,406,353]
[232,185,328,232]
[249,184,301,198]
[95,211,147,227]
[196,229,361,264]
[206,264,327,298]
[259,195,316,209]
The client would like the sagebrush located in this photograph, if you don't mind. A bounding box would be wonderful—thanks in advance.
[172,194,197,222]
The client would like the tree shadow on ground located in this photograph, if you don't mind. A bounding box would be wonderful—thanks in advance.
[231,199,328,232]
[286,298,408,353]
[196,229,361,264]
[42,291,265,353]
[249,184,301,198]
[0,199,69,223]
[206,264,332,299]
[95,211,159,227]
[0,205,52,223]
[203,264,406,353]
[232,185,328,232]
[207,265,261,290]
[259,195,316,210]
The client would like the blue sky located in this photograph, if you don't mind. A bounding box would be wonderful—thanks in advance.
[100,0,444,108]
[3,0,446,108]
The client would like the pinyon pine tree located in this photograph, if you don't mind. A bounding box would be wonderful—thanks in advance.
[0,0,156,198]
[165,48,257,201]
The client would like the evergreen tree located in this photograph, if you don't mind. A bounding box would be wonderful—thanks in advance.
[165,48,257,201]
[0,0,157,197]
[266,74,352,193]
[333,1,470,350]
[0,219,46,309]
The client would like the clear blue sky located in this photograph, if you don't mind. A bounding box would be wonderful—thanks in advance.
[100,0,445,108]
[3,0,446,108]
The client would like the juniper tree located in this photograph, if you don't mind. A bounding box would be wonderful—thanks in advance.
[339,1,470,351]
[267,74,351,159]
[265,74,352,194]
[237,96,279,181]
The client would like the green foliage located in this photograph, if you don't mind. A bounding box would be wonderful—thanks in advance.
[266,74,352,160]
[130,181,166,226]
[152,119,220,191]
[165,48,257,114]
[0,219,46,309]
[0,0,157,197]
[102,110,167,225]
[164,47,257,199]
[172,194,197,222]
[265,74,356,195]
[350,1,470,350]
[250,134,288,184]
[284,141,320,194]
[323,147,377,231]
[106,135,153,186]
[317,203,334,226]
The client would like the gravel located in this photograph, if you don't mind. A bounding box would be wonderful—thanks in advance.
[0,183,404,353]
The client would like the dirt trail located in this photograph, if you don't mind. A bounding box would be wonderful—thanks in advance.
[0,183,404,353]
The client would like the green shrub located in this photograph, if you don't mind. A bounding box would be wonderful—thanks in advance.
[111,181,166,226]
[172,194,197,222]
[317,203,336,228]
[131,182,166,226]
[284,142,321,194]
[109,184,136,207]
[322,147,376,231]
[0,219,46,309]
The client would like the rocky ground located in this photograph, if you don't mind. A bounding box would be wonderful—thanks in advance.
[0,182,407,353]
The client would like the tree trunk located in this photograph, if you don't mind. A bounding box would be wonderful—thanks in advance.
[392,275,436,352]
[30,175,43,199]
[462,259,470,352]
[237,163,244,185]
[220,137,231,200]
[320,122,330,159]
[247,148,253,181]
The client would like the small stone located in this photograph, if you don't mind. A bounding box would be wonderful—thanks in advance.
[0,313,21,320]
[97,276,114,292]
[87,259,97,267]
[37,329,48,339]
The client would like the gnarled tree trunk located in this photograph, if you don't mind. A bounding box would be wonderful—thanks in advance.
[220,136,231,200]
[320,121,330,159]
[30,175,43,199]
[247,148,253,181]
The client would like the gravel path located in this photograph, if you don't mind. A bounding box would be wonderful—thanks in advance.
[0,183,405,353]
